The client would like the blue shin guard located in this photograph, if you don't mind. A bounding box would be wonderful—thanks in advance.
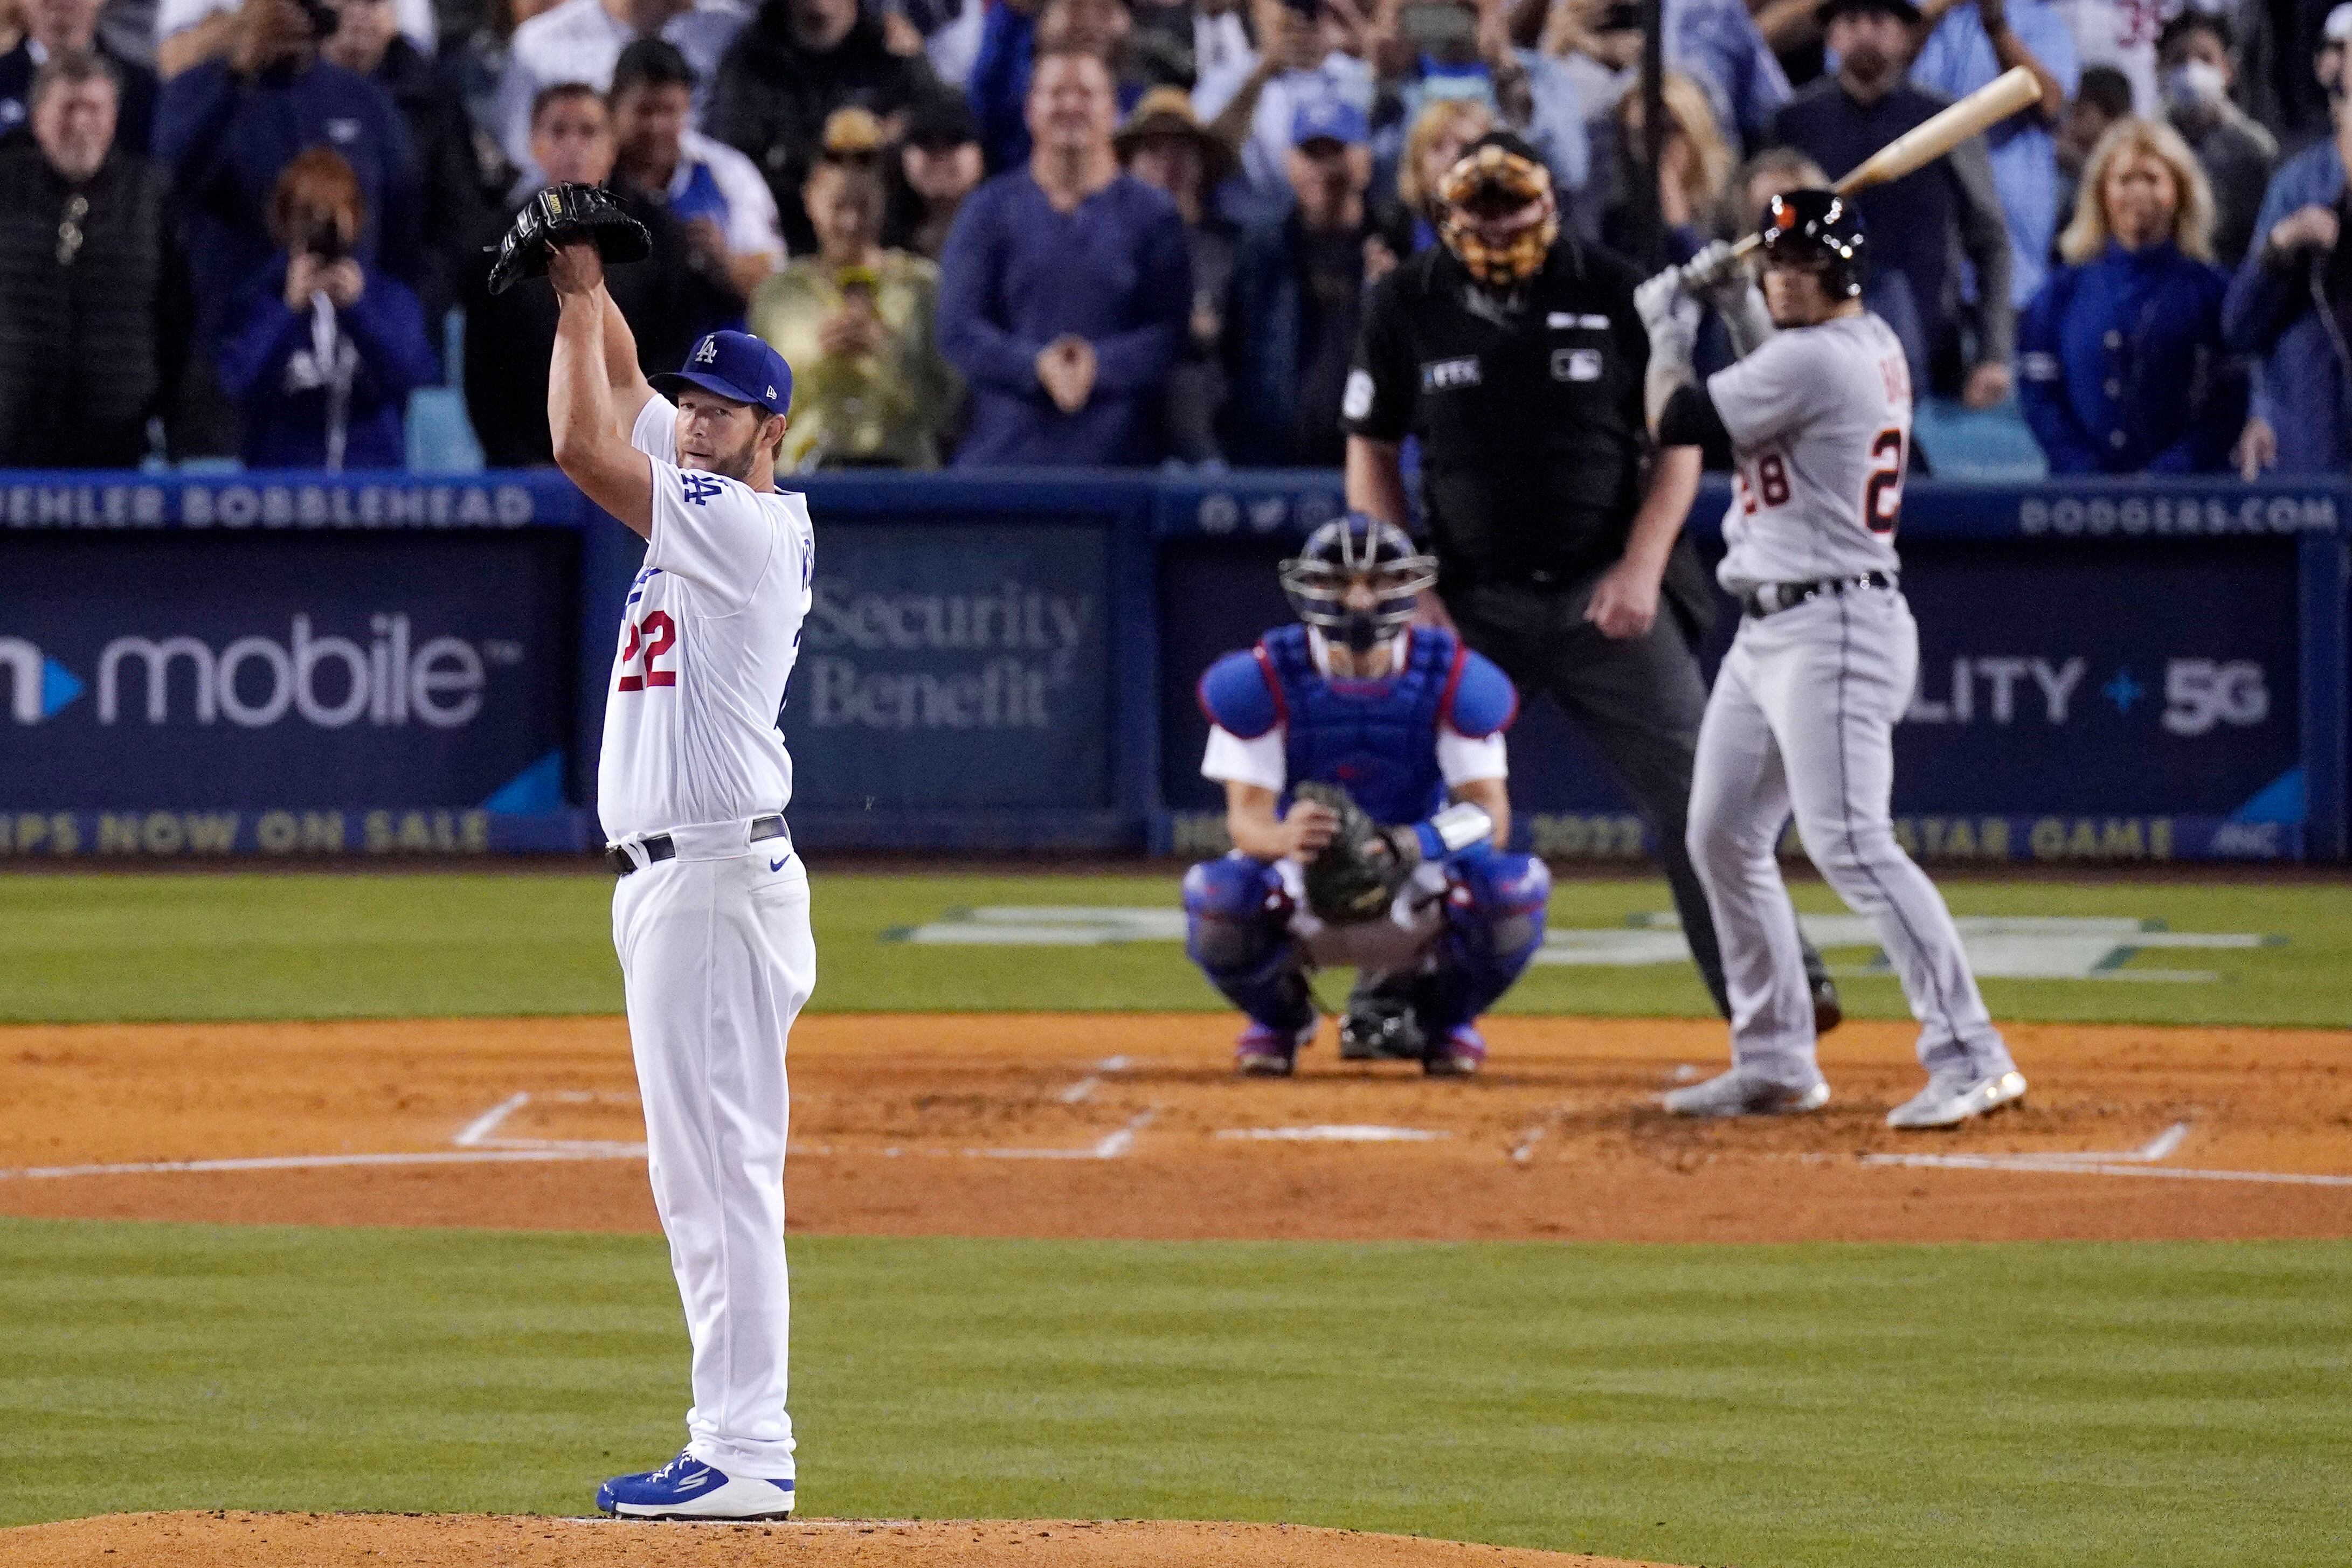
[1422,851,1551,1032]
[1182,856,1315,1033]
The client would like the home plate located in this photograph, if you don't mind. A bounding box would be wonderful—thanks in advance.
[1216,1125,1451,1142]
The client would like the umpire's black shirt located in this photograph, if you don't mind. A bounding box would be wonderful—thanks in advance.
[1345,237,1650,589]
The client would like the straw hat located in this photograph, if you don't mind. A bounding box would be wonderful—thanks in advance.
[1113,86,1239,186]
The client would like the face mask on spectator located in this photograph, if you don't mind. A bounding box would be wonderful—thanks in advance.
[2162,60,2228,113]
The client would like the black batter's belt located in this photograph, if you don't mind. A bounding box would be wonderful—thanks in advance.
[1739,571,1896,619]
[606,814,788,876]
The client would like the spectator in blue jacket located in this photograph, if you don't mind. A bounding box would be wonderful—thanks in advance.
[216,146,438,467]
[938,44,1190,466]
[2224,18,2352,480]
[2018,117,2243,474]
[1221,95,1376,466]
[154,0,418,335]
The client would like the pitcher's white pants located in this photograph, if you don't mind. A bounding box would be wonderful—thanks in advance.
[613,844,813,1480]
[1686,587,2012,1088]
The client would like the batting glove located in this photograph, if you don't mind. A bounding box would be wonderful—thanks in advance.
[1634,269,1701,366]
[1678,239,1750,307]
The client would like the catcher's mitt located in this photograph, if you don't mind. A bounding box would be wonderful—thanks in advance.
[1295,782,1414,924]
[486,183,654,296]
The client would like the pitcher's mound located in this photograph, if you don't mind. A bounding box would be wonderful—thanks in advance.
[4,1512,1684,1567]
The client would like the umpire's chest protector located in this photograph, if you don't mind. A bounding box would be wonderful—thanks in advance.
[1262,625,1455,825]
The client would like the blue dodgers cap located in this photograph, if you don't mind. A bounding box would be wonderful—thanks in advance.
[1290,96,1369,150]
[651,330,793,418]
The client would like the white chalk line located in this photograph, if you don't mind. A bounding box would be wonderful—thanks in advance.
[1825,1122,2352,1187]
[451,1091,532,1148]
[980,1109,1156,1161]
[1869,1120,2193,1172]
[1215,1125,1449,1143]
[0,1148,647,1180]
[1056,1055,1135,1106]
[1853,1155,2352,1187]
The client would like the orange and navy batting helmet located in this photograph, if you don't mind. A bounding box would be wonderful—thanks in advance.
[1758,188,1865,299]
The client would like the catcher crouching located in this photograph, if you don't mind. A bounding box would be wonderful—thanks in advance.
[1185,514,1551,1077]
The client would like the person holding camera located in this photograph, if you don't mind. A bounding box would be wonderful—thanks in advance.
[154,0,418,450]
[748,127,958,467]
[216,144,437,467]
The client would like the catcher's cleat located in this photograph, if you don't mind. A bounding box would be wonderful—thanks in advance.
[1235,1019,1316,1077]
[1424,1024,1486,1077]
[1811,974,1844,1036]
[1339,996,1425,1061]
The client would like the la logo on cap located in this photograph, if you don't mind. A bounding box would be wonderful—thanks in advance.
[695,337,719,364]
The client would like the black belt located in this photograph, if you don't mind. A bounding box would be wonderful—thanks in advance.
[606,814,787,876]
[1740,571,1895,619]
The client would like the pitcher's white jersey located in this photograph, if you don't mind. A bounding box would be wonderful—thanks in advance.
[597,396,815,841]
[1706,311,1911,595]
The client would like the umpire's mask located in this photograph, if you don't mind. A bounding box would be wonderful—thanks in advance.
[1279,516,1439,655]
[1437,133,1558,289]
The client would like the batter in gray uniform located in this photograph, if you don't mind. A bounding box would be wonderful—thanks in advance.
[1634,190,2026,1129]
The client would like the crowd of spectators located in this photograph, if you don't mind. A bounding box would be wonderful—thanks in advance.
[0,0,2348,475]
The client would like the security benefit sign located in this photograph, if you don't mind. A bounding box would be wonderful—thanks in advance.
[0,533,575,852]
[784,523,1111,809]
[1890,537,2302,859]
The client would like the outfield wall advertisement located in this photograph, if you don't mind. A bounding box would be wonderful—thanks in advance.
[0,471,2342,859]
[781,522,1114,813]
[0,533,580,851]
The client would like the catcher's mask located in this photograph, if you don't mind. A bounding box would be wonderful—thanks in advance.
[1758,188,1865,300]
[1279,515,1438,655]
[1436,133,1558,289]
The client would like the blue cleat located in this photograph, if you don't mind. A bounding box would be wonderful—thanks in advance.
[596,1449,795,1521]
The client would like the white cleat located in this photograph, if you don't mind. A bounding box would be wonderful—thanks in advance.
[1661,1069,1831,1118]
[1886,1069,2028,1130]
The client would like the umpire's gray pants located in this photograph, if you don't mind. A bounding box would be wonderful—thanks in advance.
[1446,574,1735,1016]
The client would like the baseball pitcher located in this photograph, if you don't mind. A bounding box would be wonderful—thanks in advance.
[523,184,812,1518]
[1185,515,1552,1077]
[1635,190,2026,1128]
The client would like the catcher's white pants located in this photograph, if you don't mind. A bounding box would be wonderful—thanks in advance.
[1276,857,1451,975]
[612,838,813,1480]
[1686,587,2012,1087]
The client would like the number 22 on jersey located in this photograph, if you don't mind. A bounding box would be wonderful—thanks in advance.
[617,611,677,693]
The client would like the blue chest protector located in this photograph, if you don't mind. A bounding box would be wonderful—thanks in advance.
[1263,623,1454,825]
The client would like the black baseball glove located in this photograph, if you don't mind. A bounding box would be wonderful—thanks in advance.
[1295,782,1416,924]
[485,182,654,296]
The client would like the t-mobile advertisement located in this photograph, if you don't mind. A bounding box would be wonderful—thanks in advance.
[1158,534,2307,862]
[0,533,579,833]
[783,522,1114,810]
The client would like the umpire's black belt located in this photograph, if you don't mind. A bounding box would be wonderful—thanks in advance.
[1740,571,1896,620]
[606,814,787,876]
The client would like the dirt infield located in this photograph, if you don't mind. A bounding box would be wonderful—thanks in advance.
[3,1012,2348,1242]
[0,1514,1676,1568]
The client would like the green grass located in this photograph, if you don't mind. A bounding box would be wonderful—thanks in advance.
[2,1218,2347,1565]
[4,872,2350,1027]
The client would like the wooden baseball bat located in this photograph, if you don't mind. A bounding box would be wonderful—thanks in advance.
[1722,66,2044,261]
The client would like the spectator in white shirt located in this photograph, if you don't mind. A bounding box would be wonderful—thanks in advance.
[154,0,431,77]
[492,0,746,174]
[608,35,781,301]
